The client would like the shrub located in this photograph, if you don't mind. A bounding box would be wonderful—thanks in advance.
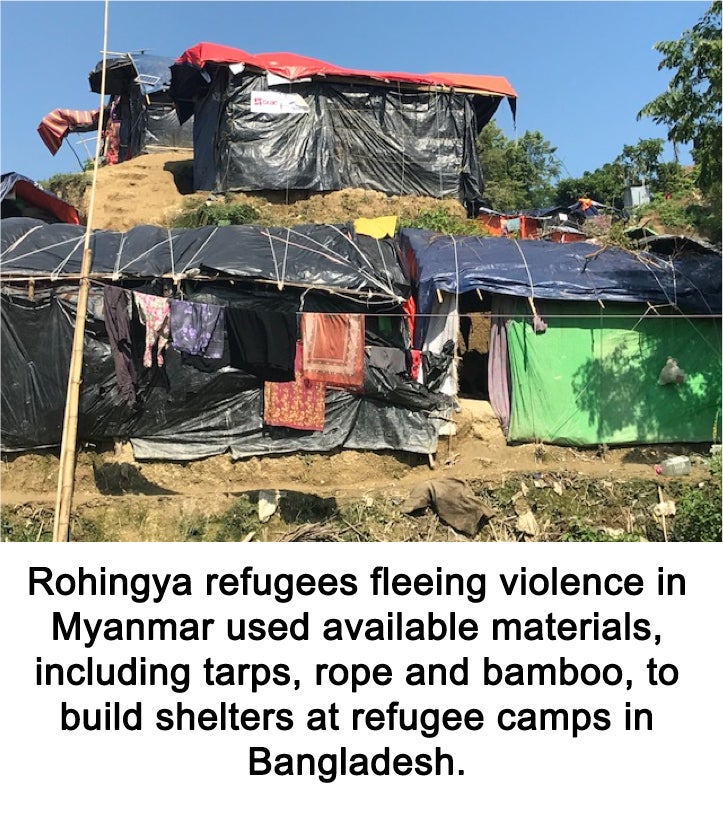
[672,481,722,542]
[171,200,260,228]
[400,205,484,236]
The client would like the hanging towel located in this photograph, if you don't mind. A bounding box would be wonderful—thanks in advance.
[301,313,364,389]
[263,342,325,431]
[103,285,138,405]
[225,305,297,382]
[170,299,225,358]
[133,292,170,368]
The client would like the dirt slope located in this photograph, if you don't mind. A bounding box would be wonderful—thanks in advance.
[83,150,469,231]
[4,152,717,542]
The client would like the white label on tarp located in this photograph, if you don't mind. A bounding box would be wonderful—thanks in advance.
[250,90,309,114]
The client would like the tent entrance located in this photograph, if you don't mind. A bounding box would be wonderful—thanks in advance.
[457,291,491,401]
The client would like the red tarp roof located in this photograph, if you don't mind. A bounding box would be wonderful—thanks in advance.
[175,42,517,100]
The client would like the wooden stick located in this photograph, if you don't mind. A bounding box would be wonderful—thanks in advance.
[52,0,110,543]
[658,487,668,543]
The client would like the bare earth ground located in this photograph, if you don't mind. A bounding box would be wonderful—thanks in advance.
[4,153,716,542]
[0,400,713,542]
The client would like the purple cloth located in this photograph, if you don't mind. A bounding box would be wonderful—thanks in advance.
[103,285,137,405]
[488,296,514,437]
[170,299,225,359]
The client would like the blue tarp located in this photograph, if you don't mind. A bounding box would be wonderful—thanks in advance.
[399,229,722,347]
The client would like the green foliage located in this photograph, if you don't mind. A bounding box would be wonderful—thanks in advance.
[171,200,261,228]
[637,2,722,195]
[560,521,641,542]
[400,205,483,236]
[555,162,627,209]
[40,172,91,214]
[477,122,561,211]
[40,171,90,193]
[672,481,722,542]
[1,507,53,542]
[214,497,259,541]
[615,139,664,186]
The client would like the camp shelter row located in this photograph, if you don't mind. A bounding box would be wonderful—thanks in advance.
[1,217,720,459]
[39,43,517,212]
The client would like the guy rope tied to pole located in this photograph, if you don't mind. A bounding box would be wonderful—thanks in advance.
[53,0,110,542]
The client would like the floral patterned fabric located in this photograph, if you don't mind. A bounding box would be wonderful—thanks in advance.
[263,342,325,431]
[133,292,170,368]
[170,299,225,358]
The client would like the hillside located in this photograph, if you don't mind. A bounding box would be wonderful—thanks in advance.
[3,152,719,543]
[63,151,469,231]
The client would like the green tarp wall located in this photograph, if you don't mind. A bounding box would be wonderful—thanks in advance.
[507,300,722,445]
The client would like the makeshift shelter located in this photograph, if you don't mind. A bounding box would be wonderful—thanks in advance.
[0,173,80,224]
[0,217,450,460]
[169,42,517,209]
[400,229,722,446]
[38,53,193,164]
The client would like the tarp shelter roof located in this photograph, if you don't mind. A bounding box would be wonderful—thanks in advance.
[89,53,175,96]
[400,228,722,325]
[174,41,517,108]
[0,219,409,300]
[0,174,80,225]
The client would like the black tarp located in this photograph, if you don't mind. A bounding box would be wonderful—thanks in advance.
[0,284,447,458]
[1,219,410,299]
[89,54,193,159]
[173,68,486,207]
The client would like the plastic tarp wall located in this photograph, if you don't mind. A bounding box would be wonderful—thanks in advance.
[89,54,194,158]
[1,287,445,459]
[192,72,484,204]
[506,301,722,446]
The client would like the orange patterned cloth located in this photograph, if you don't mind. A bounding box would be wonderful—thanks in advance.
[263,342,326,431]
[300,312,364,389]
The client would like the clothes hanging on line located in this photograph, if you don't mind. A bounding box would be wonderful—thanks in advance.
[103,284,138,405]
[133,292,170,368]
[170,299,225,358]
[263,341,325,431]
[225,305,297,382]
[300,312,364,389]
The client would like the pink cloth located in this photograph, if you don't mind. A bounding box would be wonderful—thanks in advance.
[264,342,325,431]
[133,292,170,367]
[300,313,364,389]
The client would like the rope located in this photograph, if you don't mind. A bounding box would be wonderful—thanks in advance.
[51,236,85,281]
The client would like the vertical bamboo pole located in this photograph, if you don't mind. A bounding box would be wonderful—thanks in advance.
[52,0,110,542]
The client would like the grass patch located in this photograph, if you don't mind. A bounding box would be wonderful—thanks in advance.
[170,199,261,228]
[400,205,485,236]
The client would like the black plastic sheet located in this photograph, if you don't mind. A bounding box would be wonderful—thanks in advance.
[1,219,410,299]
[1,287,443,459]
[186,71,484,206]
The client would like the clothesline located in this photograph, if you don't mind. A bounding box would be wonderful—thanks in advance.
[2,281,716,321]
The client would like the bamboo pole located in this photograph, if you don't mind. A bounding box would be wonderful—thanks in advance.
[52,0,110,542]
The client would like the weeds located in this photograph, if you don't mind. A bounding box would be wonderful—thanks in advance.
[400,205,483,236]
[171,200,260,228]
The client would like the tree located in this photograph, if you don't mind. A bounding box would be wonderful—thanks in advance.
[615,138,664,186]
[554,163,627,210]
[477,123,561,212]
[637,2,722,195]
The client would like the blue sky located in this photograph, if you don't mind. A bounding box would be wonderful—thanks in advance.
[0,1,709,184]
